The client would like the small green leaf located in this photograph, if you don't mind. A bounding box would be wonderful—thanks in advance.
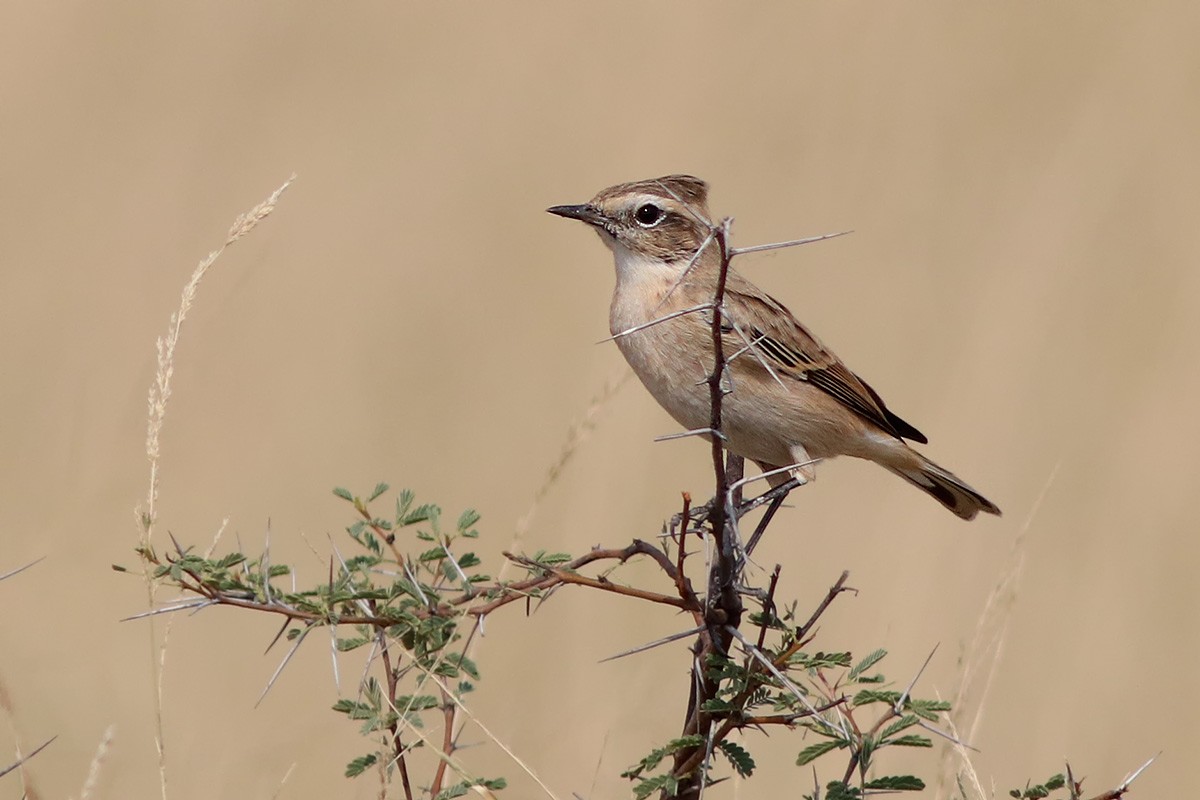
[344,753,377,777]
[906,697,952,720]
[419,546,447,563]
[368,482,389,501]
[859,734,876,766]
[1012,777,1066,800]
[849,648,886,680]
[864,775,925,791]
[443,653,480,680]
[799,651,852,669]
[434,784,469,800]
[333,486,354,502]
[215,552,247,568]
[395,694,440,713]
[402,503,438,526]
[701,697,734,713]
[796,739,843,766]
[887,734,933,748]
[434,778,507,800]
[853,689,901,707]
[332,699,374,719]
[717,740,755,777]
[359,531,382,555]
[532,551,573,565]
[747,610,785,629]
[632,774,678,800]
[623,736,703,775]
[879,714,919,740]
[822,782,862,800]
[457,508,480,531]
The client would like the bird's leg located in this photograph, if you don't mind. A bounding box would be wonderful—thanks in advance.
[745,493,787,556]
[737,476,803,518]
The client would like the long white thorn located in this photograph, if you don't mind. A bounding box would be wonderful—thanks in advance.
[597,303,714,344]
[730,230,852,256]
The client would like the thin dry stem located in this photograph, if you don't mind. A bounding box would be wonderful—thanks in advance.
[268,763,297,800]
[135,174,295,800]
[0,557,45,583]
[366,645,562,800]
[0,669,49,794]
[0,735,55,782]
[512,369,631,555]
[937,461,1060,800]
[77,724,115,800]
[423,670,564,800]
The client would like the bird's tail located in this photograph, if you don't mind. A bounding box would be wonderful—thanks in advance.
[885,451,1001,521]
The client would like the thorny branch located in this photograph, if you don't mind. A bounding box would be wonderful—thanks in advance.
[378,642,416,800]
[131,211,845,800]
[660,212,858,799]
[137,540,708,628]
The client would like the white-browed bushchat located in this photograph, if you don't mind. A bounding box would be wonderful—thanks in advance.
[548,175,1000,521]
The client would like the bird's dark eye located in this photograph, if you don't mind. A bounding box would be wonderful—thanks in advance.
[634,203,664,227]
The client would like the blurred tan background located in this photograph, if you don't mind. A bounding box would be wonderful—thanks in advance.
[1,2,1196,797]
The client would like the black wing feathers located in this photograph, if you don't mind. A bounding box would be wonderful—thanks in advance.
[749,328,927,445]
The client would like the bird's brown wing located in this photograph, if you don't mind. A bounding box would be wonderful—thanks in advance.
[721,275,928,444]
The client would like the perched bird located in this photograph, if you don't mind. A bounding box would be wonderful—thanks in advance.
[548,175,1000,520]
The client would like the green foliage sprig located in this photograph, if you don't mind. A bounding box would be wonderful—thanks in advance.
[131,484,509,799]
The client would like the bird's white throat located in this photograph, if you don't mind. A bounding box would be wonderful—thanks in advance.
[606,239,693,336]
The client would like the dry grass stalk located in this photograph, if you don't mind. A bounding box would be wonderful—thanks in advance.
[937,462,1060,800]
[0,671,40,797]
[139,174,296,548]
[77,724,115,800]
[268,762,297,800]
[134,175,296,800]
[511,369,631,549]
[419,669,562,800]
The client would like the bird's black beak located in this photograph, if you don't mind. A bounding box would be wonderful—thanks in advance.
[546,203,606,227]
